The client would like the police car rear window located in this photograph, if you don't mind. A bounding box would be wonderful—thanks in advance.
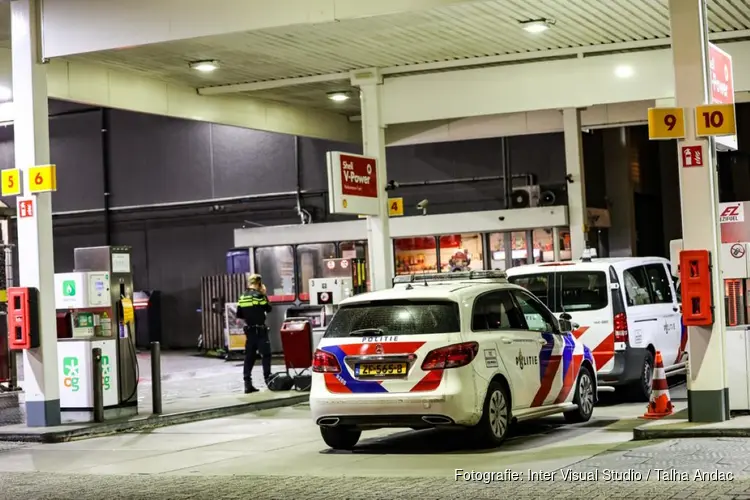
[324,300,460,338]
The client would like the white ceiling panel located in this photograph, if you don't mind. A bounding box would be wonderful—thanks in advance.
[49,0,750,116]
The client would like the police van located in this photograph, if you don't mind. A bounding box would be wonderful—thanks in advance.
[506,255,685,401]
[310,270,597,451]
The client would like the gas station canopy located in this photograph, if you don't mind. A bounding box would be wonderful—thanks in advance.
[1,0,750,141]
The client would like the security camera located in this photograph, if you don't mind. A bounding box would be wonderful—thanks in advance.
[416,199,429,215]
[498,216,505,221]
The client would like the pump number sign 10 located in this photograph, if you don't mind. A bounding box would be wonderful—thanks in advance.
[695,104,736,137]
[326,151,381,216]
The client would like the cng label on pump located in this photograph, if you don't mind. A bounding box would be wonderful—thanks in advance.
[101,355,111,391]
[63,356,80,392]
[62,280,76,297]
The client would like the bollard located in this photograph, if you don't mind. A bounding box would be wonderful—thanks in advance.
[92,347,104,423]
[151,341,162,414]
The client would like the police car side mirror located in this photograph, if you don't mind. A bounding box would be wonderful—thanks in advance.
[558,319,573,332]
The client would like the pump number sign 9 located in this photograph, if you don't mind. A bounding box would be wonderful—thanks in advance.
[695,104,736,137]
[648,107,686,140]
[28,164,57,193]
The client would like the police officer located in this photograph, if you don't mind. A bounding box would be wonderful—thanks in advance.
[236,274,272,393]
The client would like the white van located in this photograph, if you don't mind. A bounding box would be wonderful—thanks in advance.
[506,257,686,400]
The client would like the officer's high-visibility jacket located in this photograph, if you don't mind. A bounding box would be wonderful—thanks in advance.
[236,289,272,326]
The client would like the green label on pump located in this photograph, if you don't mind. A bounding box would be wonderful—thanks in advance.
[62,280,76,297]
[101,355,111,391]
[62,356,80,392]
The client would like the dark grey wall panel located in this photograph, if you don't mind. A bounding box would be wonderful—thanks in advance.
[108,111,213,207]
[508,133,566,184]
[142,220,234,348]
[0,112,104,212]
[49,111,105,212]
[211,123,296,197]
[299,137,362,192]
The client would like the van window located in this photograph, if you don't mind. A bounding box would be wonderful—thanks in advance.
[559,271,608,312]
[623,267,653,306]
[324,300,460,338]
[472,291,526,331]
[511,291,557,332]
[507,273,552,308]
[645,264,674,304]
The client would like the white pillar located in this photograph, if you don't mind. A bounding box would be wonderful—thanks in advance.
[352,69,393,290]
[563,108,587,259]
[12,0,60,426]
[669,0,729,422]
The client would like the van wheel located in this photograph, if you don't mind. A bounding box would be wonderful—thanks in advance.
[627,351,654,402]
[471,381,511,447]
[564,366,595,423]
[320,426,361,450]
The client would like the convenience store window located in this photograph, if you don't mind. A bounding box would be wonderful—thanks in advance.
[489,233,507,270]
[560,227,572,261]
[255,246,295,302]
[340,241,367,260]
[509,232,529,268]
[439,233,484,272]
[297,243,336,301]
[532,229,554,263]
[394,237,438,275]
[489,232,530,269]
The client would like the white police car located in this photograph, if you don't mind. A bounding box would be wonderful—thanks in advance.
[310,270,597,450]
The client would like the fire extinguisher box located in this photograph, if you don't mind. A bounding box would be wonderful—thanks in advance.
[7,287,40,350]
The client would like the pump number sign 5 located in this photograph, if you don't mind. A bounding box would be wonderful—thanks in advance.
[648,107,686,140]
[1,168,20,196]
[695,103,736,137]
[28,164,57,193]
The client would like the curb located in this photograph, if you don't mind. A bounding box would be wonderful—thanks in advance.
[633,425,750,440]
[0,393,309,444]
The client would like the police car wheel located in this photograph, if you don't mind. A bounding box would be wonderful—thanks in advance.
[564,366,595,424]
[627,351,654,403]
[472,381,511,446]
[320,426,361,450]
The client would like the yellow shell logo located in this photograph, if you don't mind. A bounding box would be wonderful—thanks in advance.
[342,199,348,208]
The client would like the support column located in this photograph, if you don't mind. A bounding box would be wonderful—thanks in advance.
[669,0,729,422]
[563,108,588,259]
[352,69,393,291]
[12,0,60,426]
[603,127,637,257]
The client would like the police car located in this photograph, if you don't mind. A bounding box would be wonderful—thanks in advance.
[310,270,597,450]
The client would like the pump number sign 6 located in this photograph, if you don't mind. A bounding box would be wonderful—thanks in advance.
[695,104,736,137]
[28,164,57,193]
[648,107,686,140]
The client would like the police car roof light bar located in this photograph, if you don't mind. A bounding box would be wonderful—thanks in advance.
[392,270,508,285]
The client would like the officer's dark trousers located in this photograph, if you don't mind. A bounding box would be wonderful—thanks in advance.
[244,325,271,383]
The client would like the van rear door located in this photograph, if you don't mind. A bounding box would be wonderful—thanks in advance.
[556,269,615,374]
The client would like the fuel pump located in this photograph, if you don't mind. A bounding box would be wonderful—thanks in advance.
[54,246,138,422]
[672,238,750,411]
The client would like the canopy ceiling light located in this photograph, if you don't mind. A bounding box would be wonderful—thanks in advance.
[0,86,12,102]
[520,19,554,33]
[189,60,220,72]
[614,64,635,78]
[327,91,351,102]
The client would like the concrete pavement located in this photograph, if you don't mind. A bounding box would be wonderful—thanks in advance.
[0,391,750,498]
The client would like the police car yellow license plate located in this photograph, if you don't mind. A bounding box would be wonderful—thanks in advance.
[356,362,408,377]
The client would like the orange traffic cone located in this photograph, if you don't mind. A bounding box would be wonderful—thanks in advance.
[640,351,673,419]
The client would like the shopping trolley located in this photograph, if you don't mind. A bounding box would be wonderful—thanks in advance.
[268,318,314,391]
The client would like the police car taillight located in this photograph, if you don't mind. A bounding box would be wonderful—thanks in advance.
[421,342,479,370]
[312,349,341,373]
[614,312,629,344]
